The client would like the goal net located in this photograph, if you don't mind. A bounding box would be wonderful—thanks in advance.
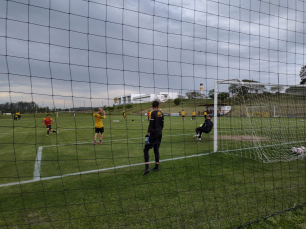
[246,106,280,118]
[214,80,306,163]
[2,0,306,228]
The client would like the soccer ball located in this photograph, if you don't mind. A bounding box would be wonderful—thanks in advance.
[301,146,306,152]
[291,147,297,153]
[296,148,303,155]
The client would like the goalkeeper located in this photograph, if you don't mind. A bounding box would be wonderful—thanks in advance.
[143,101,164,175]
[193,115,213,141]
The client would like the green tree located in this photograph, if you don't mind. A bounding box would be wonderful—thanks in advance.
[218,92,229,101]
[208,91,229,100]
[208,89,214,99]
[229,79,265,96]
[174,98,181,105]
[299,65,306,85]
[103,106,115,112]
[186,91,202,99]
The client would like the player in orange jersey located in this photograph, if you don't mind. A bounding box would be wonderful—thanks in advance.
[42,114,59,136]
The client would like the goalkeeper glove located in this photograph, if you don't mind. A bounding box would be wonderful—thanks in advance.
[145,134,150,144]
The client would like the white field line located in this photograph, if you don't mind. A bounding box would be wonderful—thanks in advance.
[0,126,196,135]
[42,133,194,148]
[218,140,306,153]
[33,147,43,181]
[0,146,210,188]
[1,138,304,188]
[0,134,209,188]
[0,153,211,188]
[0,129,74,135]
[30,133,194,183]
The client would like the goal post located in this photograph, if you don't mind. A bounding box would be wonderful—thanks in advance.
[214,80,218,153]
[214,79,306,162]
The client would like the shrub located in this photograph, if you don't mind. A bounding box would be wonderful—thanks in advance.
[174,98,181,105]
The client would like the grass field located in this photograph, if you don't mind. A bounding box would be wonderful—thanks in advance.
[1,113,306,228]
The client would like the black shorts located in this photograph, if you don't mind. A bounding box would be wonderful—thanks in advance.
[196,127,210,134]
[46,125,51,129]
[182,116,185,117]
[95,127,104,134]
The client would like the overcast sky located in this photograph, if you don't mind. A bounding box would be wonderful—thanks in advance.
[0,0,305,108]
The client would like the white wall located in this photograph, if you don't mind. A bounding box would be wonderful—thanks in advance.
[203,106,231,113]
[114,92,179,105]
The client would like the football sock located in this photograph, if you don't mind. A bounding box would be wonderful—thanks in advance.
[145,164,149,170]
[47,130,49,135]
[99,140,101,143]
[53,130,57,133]
[94,140,96,143]
[154,164,159,169]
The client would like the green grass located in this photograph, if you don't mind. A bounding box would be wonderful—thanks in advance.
[109,98,214,116]
[1,113,306,228]
[246,205,306,228]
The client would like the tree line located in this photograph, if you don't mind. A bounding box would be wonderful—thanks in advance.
[185,75,306,103]
[0,101,45,113]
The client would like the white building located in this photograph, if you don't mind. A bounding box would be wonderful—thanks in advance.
[115,92,179,105]
[201,104,232,115]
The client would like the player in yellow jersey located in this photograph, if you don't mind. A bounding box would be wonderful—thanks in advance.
[123,111,126,121]
[16,112,21,120]
[181,110,185,120]
[93,108,106,145]
[191,110,196,120]
[204,111,207,119]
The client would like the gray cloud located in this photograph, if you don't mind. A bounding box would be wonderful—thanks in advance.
[0,0,305,108]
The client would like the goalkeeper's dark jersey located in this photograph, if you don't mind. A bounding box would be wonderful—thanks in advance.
[148,110,164,136]
[202,119,213,133]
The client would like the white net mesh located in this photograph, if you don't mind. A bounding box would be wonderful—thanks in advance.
[216,80,306,163]
[246,106,280,118]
